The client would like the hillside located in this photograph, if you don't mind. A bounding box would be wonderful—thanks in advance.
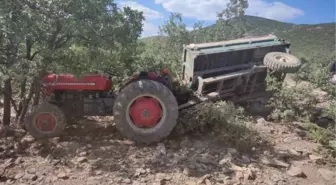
[143,15,335,63]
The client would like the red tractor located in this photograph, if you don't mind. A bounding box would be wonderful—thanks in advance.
[25,70,181,144]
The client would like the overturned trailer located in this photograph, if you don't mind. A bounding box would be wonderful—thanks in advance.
[179,34,302,109]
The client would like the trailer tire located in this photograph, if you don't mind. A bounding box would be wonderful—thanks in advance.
[264,52,302,73]
[25,102,66,139]
[114,79,178,144]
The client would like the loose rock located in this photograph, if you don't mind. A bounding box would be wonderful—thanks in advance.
[197,174,211,184]
[205,179,212,185]
[244,168,256,180]
[76,156,88,163]
[157,143,167,155]
[57,172,69,179]
[15,172,24,179]
[15,157,22,165]
[123,178,132,184]
[31,175,38,181]
[227,148,238,156]
[79,151,87,156]
[294,128,307,137]
[287,166,307,178]
[256,117,268,125]
[219,153,233,165]
[309,155,325,164]
[134,168,146,177]
[260,156,290,168]
[183,168,190,176]
[242,155,251,164]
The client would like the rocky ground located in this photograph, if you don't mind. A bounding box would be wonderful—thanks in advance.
[0,76,335,185]
[0,114,335,185]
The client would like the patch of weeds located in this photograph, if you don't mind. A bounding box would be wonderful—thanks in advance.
[174,101,269,153]
[266,75,319,122]
[307,123,334,145]
[307,123,336,158]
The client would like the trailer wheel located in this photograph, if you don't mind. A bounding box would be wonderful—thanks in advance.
[25,102,66,139]
[114,79,178,144]
[264,52,302,73]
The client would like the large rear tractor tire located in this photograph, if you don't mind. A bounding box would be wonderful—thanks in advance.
[113,79,178,144]
[264,52,302,73]
[25,102,67,139]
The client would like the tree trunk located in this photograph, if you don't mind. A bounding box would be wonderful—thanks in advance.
[2,78,12,126]
[17,79,36,127]
[16,77,27,119]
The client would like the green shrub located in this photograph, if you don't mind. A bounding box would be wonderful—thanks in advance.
[266,75,319,122]
[174,101,267,152]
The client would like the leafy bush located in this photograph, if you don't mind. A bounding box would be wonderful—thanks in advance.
[266,75,319,122]
[174,101,266,152]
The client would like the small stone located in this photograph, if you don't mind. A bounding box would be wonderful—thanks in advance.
[244,168,256,180]
[205,179,212,185]
[227,148,238,156]
[27,168,36,174]
[219,153,233,165]
[123,178,131,184]
[76,156,88,163]
[157,143,167,155]
[283,137,292,143]
[261,156,290,168]
[256,117,267,125]
[294,128,306,137]
[309,155,325,164]
[235,171,244,181]
[95,170,103,175]
[185,180,197,185]
[155,173,172,183]
[79,151,87,156]
[288,149,301,156]
[15,157,22,165]
[87,144,93,149]
[52,137,60,143]
[224,179,238,185]
[318,168,335,181]
[287,166,307,178]
[134,168,146,176]
[4,158,15,168]
[263,150,271,156]
[15,172,24,179]
[222,167,234,174]
[20,136,35,144]
[197,174,211,184]
[183,168,190,176]
[57,172,69,179]
[242,155,251,164]
[31,175,38,181]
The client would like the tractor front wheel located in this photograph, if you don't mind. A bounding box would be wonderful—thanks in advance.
[25,102,67,139]
[113,79,178,144]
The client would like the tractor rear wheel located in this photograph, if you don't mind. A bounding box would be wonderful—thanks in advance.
[25,102,66,139]
[113,79,178,144]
